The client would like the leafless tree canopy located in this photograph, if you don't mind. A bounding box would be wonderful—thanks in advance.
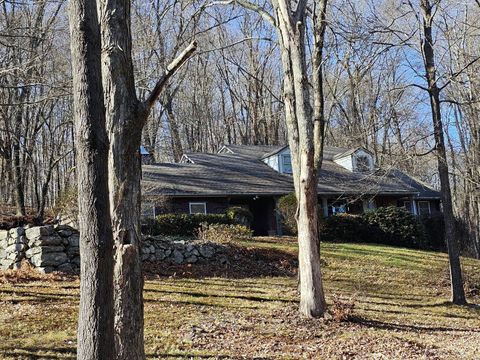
[1,1,479,249]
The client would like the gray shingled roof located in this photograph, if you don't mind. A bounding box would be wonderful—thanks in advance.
[143,153,294,197]
[142,145,440,199]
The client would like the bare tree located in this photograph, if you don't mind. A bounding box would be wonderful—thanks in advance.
[68,0,115,358]
[1,0,74,218]
[98,0,197,357]
[416,0,466,304]
[216,0,329,318]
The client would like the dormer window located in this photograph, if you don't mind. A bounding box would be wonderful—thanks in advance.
[281,154,292,174]
[333,147,374,172]
[355,155,371,172]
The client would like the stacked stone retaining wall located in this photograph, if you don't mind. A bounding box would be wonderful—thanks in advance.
[0,225,79,273]
[141,236,226,265]
[0,226,224,273]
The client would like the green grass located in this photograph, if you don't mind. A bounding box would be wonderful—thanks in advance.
[1,238,479,359]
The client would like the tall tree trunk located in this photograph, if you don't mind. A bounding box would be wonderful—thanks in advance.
[99,0,195,356]
[420,0,466,305]
[313,0,328,170]
[163,92,183,162]
[12,141,25,216]
[68,0,115,358]
[98,0,146,358]
[272,0,327,318]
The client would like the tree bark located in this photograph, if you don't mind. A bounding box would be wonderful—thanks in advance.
[98,0,146,358]
[272,0,327,317]
[12,141,26,216]
[420,0,466,305]
[68,0,115,358]
[313,0,328,170]
[162,91,183,162]
[99,0,196,357]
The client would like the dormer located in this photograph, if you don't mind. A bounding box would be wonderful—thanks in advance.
[333,147,375,172]
[261,146,292,174]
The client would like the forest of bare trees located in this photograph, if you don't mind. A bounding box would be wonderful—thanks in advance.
[1,0,479,260]
[1,0,480,358]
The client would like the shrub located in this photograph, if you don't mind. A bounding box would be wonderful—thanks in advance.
[53,186,78,227]
[197,222,253,243]
[142,213,232,236]
[319,214,366,243]
[226,206,253,227]
[330,294,356,322]
[277,193,298,235]
[319,206,443,249]
[418,214,446,251]
[363,206,426,247]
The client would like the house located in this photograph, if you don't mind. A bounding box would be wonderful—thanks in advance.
[141,145,441,235]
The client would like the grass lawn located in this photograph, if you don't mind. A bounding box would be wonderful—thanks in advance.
[0,237,479,359]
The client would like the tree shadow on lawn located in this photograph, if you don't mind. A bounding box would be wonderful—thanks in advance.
[351,316,479,333]
[360,302,478,322]
[143,245,298,280]
[0,347,232,360]
[0,288,78,304]
[149,278,288,292]
[0,346,75,360]
[148,354,231,359]
[145,287,295,303]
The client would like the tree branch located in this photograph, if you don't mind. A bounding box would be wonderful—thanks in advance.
[144,40,198,109]
[438,56,480,92]
[210,0,276,27]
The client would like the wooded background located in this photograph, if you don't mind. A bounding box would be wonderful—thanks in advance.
[1,0,479,257]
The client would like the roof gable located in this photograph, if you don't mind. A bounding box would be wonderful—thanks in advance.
[333,146,373,161]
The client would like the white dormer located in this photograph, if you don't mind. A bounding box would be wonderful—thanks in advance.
[333,147,375,172]
[262,146,292,174]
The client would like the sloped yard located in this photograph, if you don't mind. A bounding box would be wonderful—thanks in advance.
[0,237,479,359]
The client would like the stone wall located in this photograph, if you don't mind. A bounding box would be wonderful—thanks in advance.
[0,225,79,273]
[0,225,225,273]
[141,236,227,265]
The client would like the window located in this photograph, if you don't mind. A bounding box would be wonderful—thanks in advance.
[417,201,431,216]
[355,155,371,172]
[189,202,206,214]
[281,154,292,173]
[403,201,412,212]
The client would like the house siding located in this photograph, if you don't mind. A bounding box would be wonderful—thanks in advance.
[333,155,353,171]
[262,147,291,173]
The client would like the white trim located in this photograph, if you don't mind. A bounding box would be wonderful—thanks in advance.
[280,153,292,174]
[180,154,195,164]
[217,145,234,154]
[417,200,431,215]
[189,202,207,214]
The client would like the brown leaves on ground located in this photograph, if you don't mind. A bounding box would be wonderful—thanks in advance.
[1,239,479,359]
[189,303,459,360]
[0,205,56,229]
[330,293,357,322]
[0,261,72,284]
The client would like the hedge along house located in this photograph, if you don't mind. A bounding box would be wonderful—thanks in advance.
[141,145,441,235]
